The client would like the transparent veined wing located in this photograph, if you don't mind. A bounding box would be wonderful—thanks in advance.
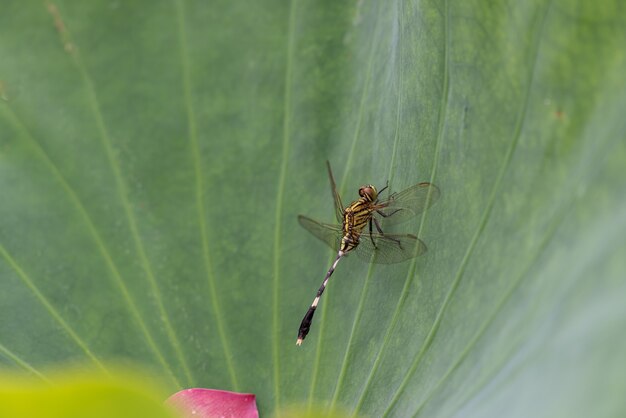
[297,215,342,251]
[298,215,428,264]
[326,161,344,223]
[353,232,428,264]
[377,182,440,225]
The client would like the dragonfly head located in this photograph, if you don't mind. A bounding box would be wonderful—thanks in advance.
[358,185,378,202]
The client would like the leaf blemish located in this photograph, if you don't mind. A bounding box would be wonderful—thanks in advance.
[45,1,76,54]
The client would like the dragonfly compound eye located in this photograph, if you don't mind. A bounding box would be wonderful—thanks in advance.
[359,185,378,201]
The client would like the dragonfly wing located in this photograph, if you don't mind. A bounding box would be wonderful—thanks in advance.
[298,215,342,251]
[354,232,428,264]
[327,161,344,223]
[377,182,440,225]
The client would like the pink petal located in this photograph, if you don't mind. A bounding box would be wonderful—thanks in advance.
[166,388,258,418]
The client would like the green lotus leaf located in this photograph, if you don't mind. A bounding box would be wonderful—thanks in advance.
[1,0,624,417]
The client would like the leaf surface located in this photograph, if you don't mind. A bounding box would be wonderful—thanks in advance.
[0,1,625,417]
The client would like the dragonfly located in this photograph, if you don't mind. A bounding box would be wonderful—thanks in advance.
[296,161,440,345]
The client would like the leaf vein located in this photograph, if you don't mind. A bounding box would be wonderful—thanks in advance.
[0,244,108,374]
[0,341,51,382]
[329,1,406,409]
[174,0,239,390]
[382,1,552,414]
[308,0,385,407]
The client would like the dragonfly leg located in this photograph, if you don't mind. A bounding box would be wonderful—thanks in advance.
[373,216,385,233]
[373,217,404,250]
[368,219,378,249]
[378,181,390,195]
[376,208,403,217]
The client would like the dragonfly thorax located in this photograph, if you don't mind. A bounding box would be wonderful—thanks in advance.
[340,194,376,254]
[358,185,378,202]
